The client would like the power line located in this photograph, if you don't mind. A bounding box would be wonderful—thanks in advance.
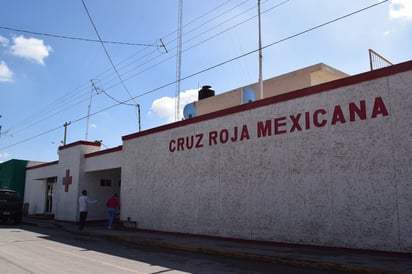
[86,0,393,108]
[81,0,134,102]
[1,1,246,138]
[92,0,253,92]
[35,0,252,112]
[160,0,242,44]
[75,0,392,112]
[0,0,388,150]
[81,0,141,130]
[261,0,389,52]
[107,0,289,91]
[0,0,362,136]
[106,0,286,91]
[0,25,159,47]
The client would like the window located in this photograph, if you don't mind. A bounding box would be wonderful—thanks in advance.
[100,179,112,187]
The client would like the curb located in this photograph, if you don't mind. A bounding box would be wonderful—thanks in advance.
[79,230,402,274]
[23,219,59,229]
[23,220,404,274]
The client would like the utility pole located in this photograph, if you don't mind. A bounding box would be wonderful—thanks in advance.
[63,121,71,145]
[258,0,264,99]
[86,80,101,140]
[136,104,141,132]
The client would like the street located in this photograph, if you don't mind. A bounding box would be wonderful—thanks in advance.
[0,224,344,273]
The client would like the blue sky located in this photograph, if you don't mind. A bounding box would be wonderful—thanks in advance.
[0,0,411,163]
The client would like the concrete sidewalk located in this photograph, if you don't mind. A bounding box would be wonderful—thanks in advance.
[23,217,412,274]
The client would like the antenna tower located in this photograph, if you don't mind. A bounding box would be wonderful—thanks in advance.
[175,0,183,121]
[258,0,263,99]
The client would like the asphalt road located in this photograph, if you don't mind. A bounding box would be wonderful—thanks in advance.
[0,224,346,273]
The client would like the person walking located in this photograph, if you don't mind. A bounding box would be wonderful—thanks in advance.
[78,190,97,230]
[106,193,120,229]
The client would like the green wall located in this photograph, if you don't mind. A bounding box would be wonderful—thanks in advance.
[0,159,28,197]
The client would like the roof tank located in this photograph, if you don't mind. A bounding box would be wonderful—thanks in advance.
[198,85,215,100]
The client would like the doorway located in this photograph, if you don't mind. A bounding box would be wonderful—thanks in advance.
[45,177,56,213]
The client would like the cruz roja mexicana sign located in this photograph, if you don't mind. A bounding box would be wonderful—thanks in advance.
[169,96,389,152]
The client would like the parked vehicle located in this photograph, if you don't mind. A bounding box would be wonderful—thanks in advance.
[0,189,23,224]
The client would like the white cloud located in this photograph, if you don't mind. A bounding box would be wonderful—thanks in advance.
[0,36,9,47]
[0,61,13,82]
[179,89,199,106]
[0,152,10,159]
[150,89,198,122]
[150,96,175,123]
[10,35,53,65]
[390,0,412,19]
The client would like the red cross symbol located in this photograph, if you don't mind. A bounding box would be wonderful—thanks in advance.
[62,169,72,192]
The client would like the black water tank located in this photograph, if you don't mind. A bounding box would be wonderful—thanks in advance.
[198,85,215,100]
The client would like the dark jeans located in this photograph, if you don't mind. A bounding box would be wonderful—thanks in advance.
[79,211,88,230]
[107,208,116,228]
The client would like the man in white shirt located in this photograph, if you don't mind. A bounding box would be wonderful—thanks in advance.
[78,190,97,230]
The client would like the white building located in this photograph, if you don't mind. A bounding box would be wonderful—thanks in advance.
[24,60,412,253]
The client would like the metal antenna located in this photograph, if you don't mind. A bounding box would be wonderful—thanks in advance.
[258,0,264,99]
[85,80,101,140]
[175,0,183,121]
[160,38,168,53]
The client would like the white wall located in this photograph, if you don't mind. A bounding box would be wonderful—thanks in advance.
[54,143,100,221]
[121,66,412,252]
[25,142,121,222]
[25,163,58,215]
[83,149,122,220]
[84,148,122,172]
[83,168,121,221]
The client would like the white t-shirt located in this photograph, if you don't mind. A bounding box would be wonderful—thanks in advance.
[78,195,97,212]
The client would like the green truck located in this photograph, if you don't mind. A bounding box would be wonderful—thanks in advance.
[0,189,23,224]
[0,159,28,224]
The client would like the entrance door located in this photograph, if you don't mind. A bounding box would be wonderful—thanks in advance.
[45,177,56,213]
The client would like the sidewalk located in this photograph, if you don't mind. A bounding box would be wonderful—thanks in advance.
[23,217,412,274]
